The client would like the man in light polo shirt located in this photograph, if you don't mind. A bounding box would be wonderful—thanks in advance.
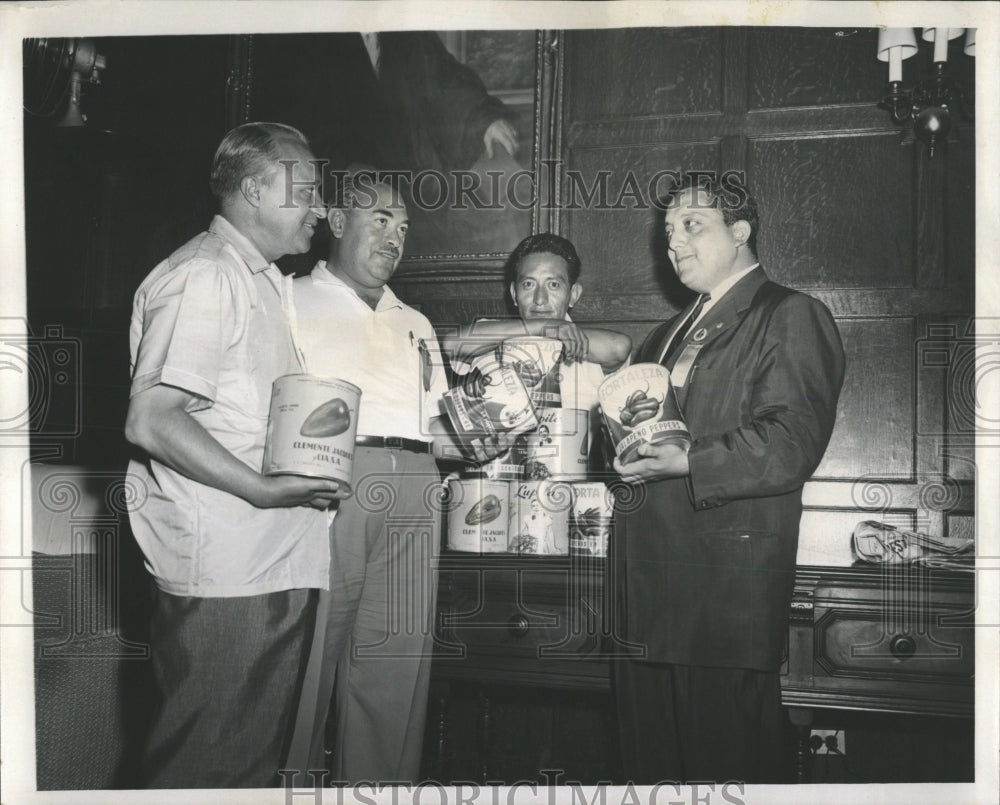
[125,122,345,788]
[287,170,487,783]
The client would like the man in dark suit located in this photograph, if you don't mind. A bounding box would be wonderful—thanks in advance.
[612,173,845,783]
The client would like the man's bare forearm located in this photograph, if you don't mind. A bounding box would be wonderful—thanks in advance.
[126,385,268,501]
[442,318,630,369]
[126,385,343,508]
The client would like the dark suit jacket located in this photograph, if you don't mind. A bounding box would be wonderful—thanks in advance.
[614,267,845,671]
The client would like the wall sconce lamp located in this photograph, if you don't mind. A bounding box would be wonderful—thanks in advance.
[877,27,974,157]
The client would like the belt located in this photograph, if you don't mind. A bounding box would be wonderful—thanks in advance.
[355,435,434,454]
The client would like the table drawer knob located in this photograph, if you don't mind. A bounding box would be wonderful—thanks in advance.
[507,614,530,637]
[890,634,917,658]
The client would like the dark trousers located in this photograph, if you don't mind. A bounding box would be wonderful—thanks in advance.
[615,659,792,784]
[143,588,317,788]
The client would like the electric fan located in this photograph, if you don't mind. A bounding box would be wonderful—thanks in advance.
[23,38,106,126]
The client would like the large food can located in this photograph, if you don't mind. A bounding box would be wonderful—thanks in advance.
[507,480,572,555]
[262,374,362,491]
[570,482,614,557]
[597,363,690,465]
[446,477,510,553]
[498,337,564,409]
[523,408,590,481]
[479,452,523,481]
[442,354,538,458]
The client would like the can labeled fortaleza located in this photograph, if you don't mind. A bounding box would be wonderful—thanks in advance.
[442,354,538,458]
[570,482,614,557]
[598,363,689,464]
[446,477,510,553]
[523,408,590,481]
[498,337,564,409]
[507,480,572,555]
[262,374,362,491]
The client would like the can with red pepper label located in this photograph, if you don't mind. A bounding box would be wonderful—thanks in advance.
[597,363,689,465]
[445,477,510,553]
[498,337,564,409]
[442,354,538,460]
[569,482,614,557]
[262,374,362,492]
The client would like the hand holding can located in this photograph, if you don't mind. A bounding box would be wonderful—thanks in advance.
[597,363,690,465]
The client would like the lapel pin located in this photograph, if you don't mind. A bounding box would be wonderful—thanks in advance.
[693,327,707,342]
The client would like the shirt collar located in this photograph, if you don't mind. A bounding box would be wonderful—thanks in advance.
[209,215,273,274]
[705,262,760,309]
[311,260,403,311]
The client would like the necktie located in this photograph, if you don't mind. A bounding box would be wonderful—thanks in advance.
[661,293,708,367]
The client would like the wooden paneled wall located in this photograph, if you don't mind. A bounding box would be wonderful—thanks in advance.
[397,27,976,565]
[26,29,976,562]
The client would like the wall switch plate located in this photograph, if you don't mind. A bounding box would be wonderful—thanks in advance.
[810,729,846,755]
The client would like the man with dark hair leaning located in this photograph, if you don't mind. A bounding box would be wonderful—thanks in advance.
[613,173,845,783]
[125,122,346,787]
[441,232,632,414]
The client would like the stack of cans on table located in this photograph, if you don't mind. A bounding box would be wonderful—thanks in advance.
[444,337,614,557]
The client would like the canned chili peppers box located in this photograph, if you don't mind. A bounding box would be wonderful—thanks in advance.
[478,452,523,481]
[597,363,690,465]
[569,482,614,557]
[445,476,510,553]
[497,336,564,409]
[442,353,539,459]
[262,374,362,492]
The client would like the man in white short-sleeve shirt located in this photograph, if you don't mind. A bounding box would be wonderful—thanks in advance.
[125,123,345,788]
[287,171,492,783]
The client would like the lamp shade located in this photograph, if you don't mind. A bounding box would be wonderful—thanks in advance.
[877,28,918,83]
[877,28,919,60]
[964,28,975,57]
[922,27,965,62]
[921,27,966,42]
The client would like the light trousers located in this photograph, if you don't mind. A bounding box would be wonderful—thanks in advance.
[285,447,440,785]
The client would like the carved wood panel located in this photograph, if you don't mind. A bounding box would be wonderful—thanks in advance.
[566,28,725,120]
[747,28,887,109]
[749,134,916,289]
[818,318,915,479]
[561,141,720,301]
